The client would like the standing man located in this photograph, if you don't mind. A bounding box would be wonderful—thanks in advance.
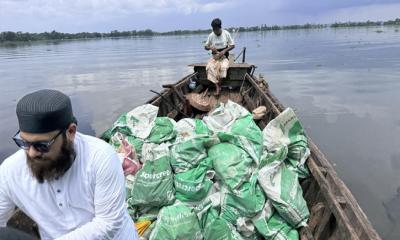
[204,18,235,95]
[0,89,138,239]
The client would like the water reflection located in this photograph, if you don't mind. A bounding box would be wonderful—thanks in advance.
[383,187,400,239]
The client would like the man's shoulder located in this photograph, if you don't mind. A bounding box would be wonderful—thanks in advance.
[75,132,121,176]
[1,150,26,169]
[76,132,117,163]
[222,29,232,36]
[0,150,27,179]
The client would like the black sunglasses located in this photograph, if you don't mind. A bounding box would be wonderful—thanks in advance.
[12,129,65,153]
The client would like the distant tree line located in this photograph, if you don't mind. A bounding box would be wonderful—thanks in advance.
[331,18,400,27]
[1,19,399,43]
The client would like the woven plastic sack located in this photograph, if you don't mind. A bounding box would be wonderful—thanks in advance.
[208,143,253,190]
[194,190,257,239]
[236,217,259,239]
[254,211,299,240]
[194,193,245,240]
[105,104,159,140]
[261,107,310,177]
[204,218,245,240]
[258,160,309,228]
[175,118,210,142]
[147,117,177,143]
[128,143,175,208]
[102,113,131,140]
[171,118,216,173]
[204,100,263,164]
[251,200,274,237]
[221,172,265,225]
[149,203,203,240]
[174,157,214,202]
[203,100,249,132]
[259,145,288,169]
[105,104,176,145]
[193,192,221,229]
[171,136,219,173]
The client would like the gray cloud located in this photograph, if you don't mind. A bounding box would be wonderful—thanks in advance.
[258,0,400,13]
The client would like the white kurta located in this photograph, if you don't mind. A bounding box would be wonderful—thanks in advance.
[0,132,138,239]
[204,29,235,49]
[204,29,234,84]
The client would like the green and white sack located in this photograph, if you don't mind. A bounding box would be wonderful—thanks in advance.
[103,113,131,139]
[262,107,310,177]
[107,104,159,140]
[149,203,203,240]
[203,100,249,133]
[220,172,265,225]
[175,118,210,142]
[126,104,159,139]
[255,211,299,240]
[227,114,263,163]
[174,157,215,202]
[251,200,274,237]
[128,143,175,207]
[204,100,263,164]
[171,118,217,173]
[193,189,257,240]
[236,217,257,239]
[147,117,177,144]
[170,136,219,173]
[258,161,309,228]
[193,192,221,230]
[259,145,288,169]
[208,143,253,191]
[106,104,176,144]
[203,218,246,240]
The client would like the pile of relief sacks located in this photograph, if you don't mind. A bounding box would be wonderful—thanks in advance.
[102,100,311,240]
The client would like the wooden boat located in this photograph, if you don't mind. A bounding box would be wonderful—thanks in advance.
[8,60,381,240]
[143,62,382,240]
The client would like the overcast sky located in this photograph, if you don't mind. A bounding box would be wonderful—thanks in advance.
[0,0,399,33]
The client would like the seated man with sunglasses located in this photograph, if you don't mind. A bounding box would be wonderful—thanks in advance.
[0,90,138,239]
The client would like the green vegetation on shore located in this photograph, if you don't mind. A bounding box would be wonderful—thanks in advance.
[1,19,399,43]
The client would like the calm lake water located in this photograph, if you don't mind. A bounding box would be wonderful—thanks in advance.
[1,26,400,239]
